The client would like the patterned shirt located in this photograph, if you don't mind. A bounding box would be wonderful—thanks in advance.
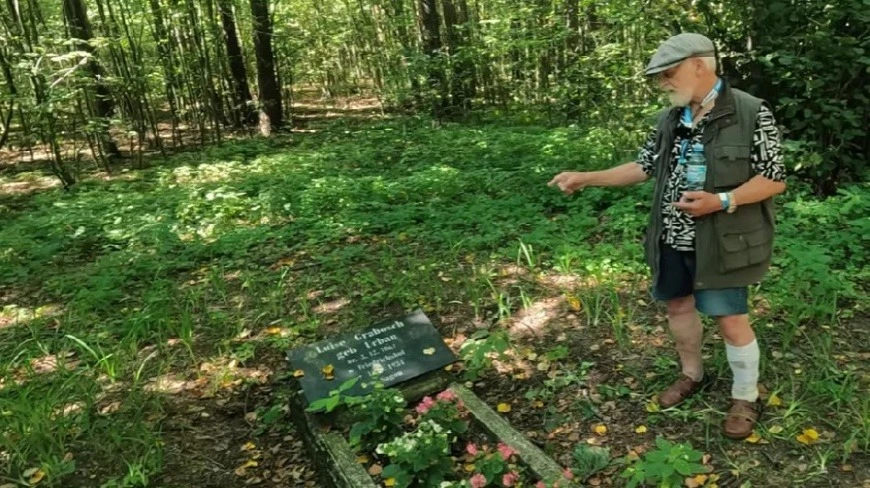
[636,105,786,251]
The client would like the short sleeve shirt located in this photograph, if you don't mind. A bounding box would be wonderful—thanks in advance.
[636,105,785,251]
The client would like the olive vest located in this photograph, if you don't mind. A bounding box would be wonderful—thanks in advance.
[644,81,776,290]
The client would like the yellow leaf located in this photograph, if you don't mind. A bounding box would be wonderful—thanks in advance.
[241,441,256,451]
[497,403,512,413]
[646,399,660,413]
[465,463,476,472]
[28,469,46,485]
[533,400,544,408]
[745,432,762,444]
[293,369,305,378]
[768,425,784,434]
[567,296,582,311]
[594,424,607,435]
[322,364,335,380]
[384,478,396,487]
[767,394,782,407]
[635,425,648,434]
[796,428,819,445]
[234,459,258,476]
[266,327,282,335]
[423,348,435,355]
[356,455,369,464]
[690,474,708,487]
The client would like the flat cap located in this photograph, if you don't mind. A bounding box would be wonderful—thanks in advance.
[644,33,716,76]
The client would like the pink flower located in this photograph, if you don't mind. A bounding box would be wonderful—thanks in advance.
[562,468,574,480]
[415,396,436,414]
[466,442,479,456]
[497,442,516,460]
[535,482,547,488]
[470,473,487,488]
[436,389,457,402]
[502,471,519,487]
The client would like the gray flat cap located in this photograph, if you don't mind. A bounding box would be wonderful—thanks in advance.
[644,33,716,76]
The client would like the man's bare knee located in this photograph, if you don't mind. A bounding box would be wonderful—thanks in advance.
[666,296,695,317]
[717,314,753,345]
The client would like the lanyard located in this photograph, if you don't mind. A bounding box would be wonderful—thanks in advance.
[678,78,722,164]
[680,78,722,128]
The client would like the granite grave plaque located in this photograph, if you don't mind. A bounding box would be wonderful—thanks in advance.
[287,309,457,404]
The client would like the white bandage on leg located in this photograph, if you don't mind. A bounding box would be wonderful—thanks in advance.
[726,339,760,402]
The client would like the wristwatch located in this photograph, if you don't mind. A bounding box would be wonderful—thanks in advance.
[726,192,737,214]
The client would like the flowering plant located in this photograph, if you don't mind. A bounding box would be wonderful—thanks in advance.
[377,419,453,488]
[417,389,469,437]
[346,381,407,450]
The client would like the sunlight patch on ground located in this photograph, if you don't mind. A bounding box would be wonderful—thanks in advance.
[0,303,64,329]
[0,176,60,196]
[314,297,350,315]
[506,296,563,338]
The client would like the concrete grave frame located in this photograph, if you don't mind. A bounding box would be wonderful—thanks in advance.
[288,371,565,488]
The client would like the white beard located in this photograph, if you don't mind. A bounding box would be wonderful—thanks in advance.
[667,90,693,107]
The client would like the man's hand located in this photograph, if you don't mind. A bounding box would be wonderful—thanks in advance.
[672,191,722,217]
[548,172,588,195]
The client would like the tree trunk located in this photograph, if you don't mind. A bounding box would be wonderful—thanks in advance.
[249,0,283,135]
[62,0,120,158]
[217,0,256,127]
[418,0,446,116]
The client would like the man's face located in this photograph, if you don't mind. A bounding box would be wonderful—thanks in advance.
[656,59,698,107]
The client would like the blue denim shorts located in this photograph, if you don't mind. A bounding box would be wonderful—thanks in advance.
[652,243,748,317]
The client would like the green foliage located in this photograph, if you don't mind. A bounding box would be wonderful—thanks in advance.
[346,382,407,450]
[620,437,706,488]
[377,420,454,488]
[571,444,611,482]
[305,377,361,413]
[459,329,511,381]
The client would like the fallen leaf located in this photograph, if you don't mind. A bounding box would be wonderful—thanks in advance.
[241,441,257,451]
[464,464,475,472]
[567,432,580,441]
[368,464,383,476]
[645,399,660,413]
[685,474,708,487]
[767,394,782,407]
[266,327,282,335]
[840,464,853,472]
[796,428,819,445]
[28,469,46,485]
[235,460,258,476]
[768,425,784,434]
[745,432,762,444]
[533,400,544,408]
[384,478,396,487]
[293,369,305,378]
[635,425,648,434]
[63,453,74,462]
[423,348,435,355]
[322,364,335,380]
[537,360,551,371]
[356,455,369,464]
[593,424,607,435]
[567,296,582,311]
[497,403,512,413]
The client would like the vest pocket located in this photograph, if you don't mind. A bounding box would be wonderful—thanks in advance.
[719,227,772,272]
[713,144,752,189]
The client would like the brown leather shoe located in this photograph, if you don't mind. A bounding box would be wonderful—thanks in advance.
[723,399,761,440]
[658,375,703,409]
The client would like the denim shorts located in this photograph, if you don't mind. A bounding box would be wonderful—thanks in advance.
[652,243,748,317]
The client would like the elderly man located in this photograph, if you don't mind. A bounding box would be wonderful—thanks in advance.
[548,33,786,439]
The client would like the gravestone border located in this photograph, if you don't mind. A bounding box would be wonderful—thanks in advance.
[288,377,565,488]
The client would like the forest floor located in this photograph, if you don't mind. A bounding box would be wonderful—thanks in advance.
[0,93,867,488]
